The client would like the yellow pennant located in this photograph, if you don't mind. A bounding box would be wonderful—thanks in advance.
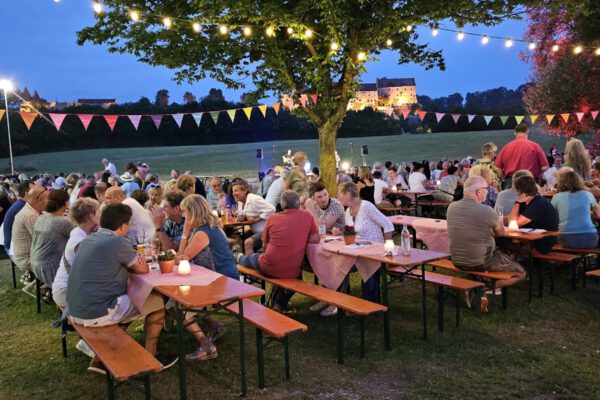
[243,107,253,120]
[530,115,539,123]
[258,105,267,117]
[0,110,4,121]
[546,114,555,124]
[227,110,236,123]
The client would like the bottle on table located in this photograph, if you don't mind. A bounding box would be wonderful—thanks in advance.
[318,215,327,237]
[401,224,411,256]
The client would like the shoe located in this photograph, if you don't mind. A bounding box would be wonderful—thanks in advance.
[76,339,96,358]
[208,323,227,343]
[464,290,474,309]
[155,353,179,371]
[231,243,242,253]
[22,282,37,299]
[87,357,107,375]
[185,345,218,361]
[309,301,328,312]
[320,305,338,317]
[233,251,243,263]
[163,308,175,332]
[41,289,54,305]
[485,289,502,296]
[480,296,489,313]
[20,271,35,285]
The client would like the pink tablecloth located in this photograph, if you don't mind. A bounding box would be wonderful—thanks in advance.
[410,219,449,253]
[306,238,382,290]
[128,265,221,312]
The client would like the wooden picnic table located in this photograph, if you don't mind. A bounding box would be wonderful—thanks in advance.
[221,217,253,228]
[389,215,449,252]
[387,189,439,216]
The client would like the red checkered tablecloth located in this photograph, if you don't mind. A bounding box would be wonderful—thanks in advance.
[410,219,449,253]
[128,265,221,312]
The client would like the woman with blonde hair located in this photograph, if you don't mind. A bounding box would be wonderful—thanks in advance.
[564,138,591,181]
[145,186,163,209]
[356,166,375,204]
[468,165,498,207]
[176,174,196,196]
[474,142,501,186]
[285,151,309,197]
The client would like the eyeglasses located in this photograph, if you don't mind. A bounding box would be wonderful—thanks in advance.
[476,186,490,194]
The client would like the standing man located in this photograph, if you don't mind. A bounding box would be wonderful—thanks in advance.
[494,123,549,188]
[102,158,118,177]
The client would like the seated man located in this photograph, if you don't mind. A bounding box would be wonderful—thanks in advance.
[151,190,185,251]
[304,181,345,234]
[234,190,320,312]
[232,179,276,254]
[205,176,223,210]
[66,204,178,373]
[104,186,155,246]
[447,176,526,311]
[494,169,534,217]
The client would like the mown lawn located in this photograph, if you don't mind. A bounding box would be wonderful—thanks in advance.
[1,252,600,400]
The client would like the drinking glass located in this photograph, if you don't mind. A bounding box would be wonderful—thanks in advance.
[495,207,504,226]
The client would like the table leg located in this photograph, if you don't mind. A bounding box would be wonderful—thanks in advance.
[380,263,391,351]
[421,263,428,340]
[175,304,187,400]
[237,299,247,397]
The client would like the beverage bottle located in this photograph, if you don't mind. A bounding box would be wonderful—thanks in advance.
[401,224,411,256]
[318,215,327,237]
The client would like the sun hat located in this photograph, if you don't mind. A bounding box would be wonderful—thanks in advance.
[120,172,134,183]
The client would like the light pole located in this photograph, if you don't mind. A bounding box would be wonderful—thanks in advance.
[0,79,14,175]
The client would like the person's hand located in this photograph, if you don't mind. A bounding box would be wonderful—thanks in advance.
[182,221,193,237]
[175,253,189,265]
[151,205,166,228]
[331,227,341,236]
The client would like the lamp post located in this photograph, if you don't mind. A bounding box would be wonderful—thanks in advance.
[0,79,14,175]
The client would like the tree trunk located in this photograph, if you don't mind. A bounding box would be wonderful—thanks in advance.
[318,113,345,195]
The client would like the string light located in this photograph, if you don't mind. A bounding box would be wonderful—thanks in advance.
[129,10,140,21]
[504,38,513,48]
[552,44,560,52]
[192,22,201,32]
[92,2,103,14]
[287,27,293,34]
[386,39,393,46]
[596,48,600,56]
[406,25,413,32]
[305,29,313,38]
[162,17,172,29]
[330,42,339,51]
[243,26,252,36]
[357,51,366,61]
[457,32,465,41]
[265,27,274,37]
[481,36,489,45]
[431,28,439,37]
[528,42,536,50]
[574,45,582,54]
[219,24,228,34]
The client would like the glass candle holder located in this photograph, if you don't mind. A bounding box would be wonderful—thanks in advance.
[178,260,191,275]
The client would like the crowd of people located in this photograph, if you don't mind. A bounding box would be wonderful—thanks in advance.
[2,123,600,373]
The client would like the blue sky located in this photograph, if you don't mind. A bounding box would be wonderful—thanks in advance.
[0,0,532,105]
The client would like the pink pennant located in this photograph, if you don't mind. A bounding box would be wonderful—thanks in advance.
[128,115,142,130]
[402,109,410,119]
[385,107,394,116]
[299,95,307,108]
[451,114,461,124]
[150,115,163,130]
[575,112,585,122]
[417,111,427,121]
[103,115,119,132]
[49,113,67,130]
[172,113,185,128]
[591,111,599,120]
[310,94,318,106]
[435,113,445,123]
[78,114,94,131]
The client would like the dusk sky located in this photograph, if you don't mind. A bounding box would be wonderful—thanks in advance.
[1,1,532,105]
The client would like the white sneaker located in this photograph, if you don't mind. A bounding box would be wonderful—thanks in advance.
[320,305,338,317]
[309,301,328,312]
[76,339,95,358]
[485,289,502,296]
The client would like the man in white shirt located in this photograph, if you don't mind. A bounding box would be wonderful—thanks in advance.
[372,171,390,206]
[265,171,287,210]
[543,156,561,190]
[408,162,428,191]
[232,179,276,254]
[104,187,155,246]
[385,166,408,190]
[102,158,118,177]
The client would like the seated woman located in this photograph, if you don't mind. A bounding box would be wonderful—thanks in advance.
[510,175,559,254]
[468,165,498,207]
[433,165,462,202]
[145,185,163,210]
[356,166,375,205]
[551,169,600,248]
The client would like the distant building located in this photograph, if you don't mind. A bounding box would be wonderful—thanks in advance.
[76,98,117,109]
[348,77,417,110]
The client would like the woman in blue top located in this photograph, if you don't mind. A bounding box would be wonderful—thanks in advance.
[551,169,600,248]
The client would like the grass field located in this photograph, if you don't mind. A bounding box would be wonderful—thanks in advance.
[0,129,585,179]
[1,252,600,399]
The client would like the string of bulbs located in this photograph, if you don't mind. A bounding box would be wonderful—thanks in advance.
[78,1,600,59]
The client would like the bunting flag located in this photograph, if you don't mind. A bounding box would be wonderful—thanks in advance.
[128,115,142,130]
[467,114,476,123]
[546,114,555,124]
[385,107,394,116]
[272,102,281,115]
[104,115,119,132]
[172,113,185,128]
[435,112,445,123]
[0,110,4,121]
[150,115,163,130]
[499,116,509,126]
[210,111,219,124]
[49,113,67,130]
[20,111,38,130]
[484,115,493,125]
[515,115,525,124]
[451,114,461,124]
[285,98,294,110]
[226,110,236,123]
[576,112,585,122]
[560,113,570,122]
[370,104,378,111]
[299,95,308,108]
[78,114,94,130]
[401,109,410,119]
[310,94,318,106]
[530,115,539,124]
[192,113,203,126]
[258,105,267,117]
[417,111,427,121]
[592,111,599,120]
[243,107,253,120]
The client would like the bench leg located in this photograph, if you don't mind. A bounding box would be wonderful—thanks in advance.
[537,263,544,298]
[380,265,391,351]
[106,373,115,400]
[61,319,68,358]
[359,317,365,358]
[421,264,428,340]
[455,290,460,328]
[35,278,41,313]
[283,336,290,381]
[570,261,577,291]
[527,255,533,302]
[582,257,588,288]
[237,299,247,397]
[489,281,496,310]
[143,375,152,400]
[337,309,345,365]
[474,287,482,318]
[437,286,444,333]
[260,281,266,304]
[11,260,17,289]
[255,328,265,389]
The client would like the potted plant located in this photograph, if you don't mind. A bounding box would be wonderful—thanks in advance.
[342,225,357,245]
[157,250,176,274]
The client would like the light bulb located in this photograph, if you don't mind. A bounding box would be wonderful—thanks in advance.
[528,42,536,50]
[457,32,465,41]
[330,42,339,51]
[192,22,201,32]
[129,10,140,21]
[552,44,559,52]
[406,25,413,32]
[219,24,228,34]
[595,48,600,56]
[357,51,366,61]
[162,17,172,29]
[265,27,274,36]
[431,28,439,36]
[287,27,293,34]
[386,39,393,46]
[92,2,102,14]
[481,36,489,45]
[505,39,513,48]
[574,45,583,54]
[0,79,14,92]
[243,26,252,36]
[305,29,313,38]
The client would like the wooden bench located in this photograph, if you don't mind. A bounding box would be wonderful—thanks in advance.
[377,205,416,216]
[553,244,600,287]
[532,252,580,296]
[226,299,307,388]
[585,269,600,278]
[68,322,162,399]
[387,266,484,332]
[237,265,388,364]
[429,259,519,310]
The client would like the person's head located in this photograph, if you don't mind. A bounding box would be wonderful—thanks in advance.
[130,189,149,207]
[104,186,126,205]
[101,158,108,167]
[209,176,222,193]
[164,179,178,193]
[292,151,308,167]
[513,175,538,197]
[387,166,398,179]
[27,185,49,213]
[358,166,372,181]
[176,174,195,196]
[280,190,300,210]
[148,186,163,205]
[100,203,132,236]
[170,169,180,180]
[442,160,450,170]
[311,166,320,176]
[310,182,330,208]
[231,179,251,203]
[372,170,382,180]
[373,161,382,170]
[17,180,32,199]
[556,169,585,193]
[511,169,534,183]
[45,189,70,213]
[180,194,220,230]
[447,165,458,176]
[463,176,489,203]
[70,197,100,229]
[94,182,108,204]
[124,162,137,175]
[337,181,359,207]
[481,142,497,158]
[514,123,529,137]
[266,168,274,176]
[412,162,423,172]
[162,190,185,220]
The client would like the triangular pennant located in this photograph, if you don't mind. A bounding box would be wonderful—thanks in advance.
[310,94,318,106]
[370,104,378,111]
[467,115,476,123]
[172,113,185,128]
[575,112,585,122]
[514,115,524,124]
[49,113,67,130]
[0,110,4,121]
[103,115,119,132]
[499,116,509,126]
[385,107,394,116]
[592,110,599,120]
[354,102,362,111]
[530,115,539,124]
[128,115,142,130]
[402,109,410,119]
[451,114,461,124]
[285,98,294,110]
[243,107,253,120]
[280,97,287,108]
[546,114,555,124]
[150,115,163,130]
[417,111,427,121]
[19,111,38,130]
[272,102,281,115]
[192,113,203,126]
[560,113,570,122]
[78,114,94,130]
[483,116,493,125]
[299,95,307,108]
[435,112,445,123]
[258,105,267,117]
[210,111,219,124]
[227,110,236,123]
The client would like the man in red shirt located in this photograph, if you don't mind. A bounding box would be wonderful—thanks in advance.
[235,190,320,312]
[494,123,549,188]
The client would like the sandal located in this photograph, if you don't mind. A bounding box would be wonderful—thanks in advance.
[208,323,227,343]
[185,345,218,361]
[41,289,54,305]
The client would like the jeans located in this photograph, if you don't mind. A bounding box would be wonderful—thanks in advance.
[237,253,296,309]
[337,269,381,303]
[559,233,599,249]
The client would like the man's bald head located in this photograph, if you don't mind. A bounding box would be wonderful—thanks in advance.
[464,176,487,196]
[104,186,126,205]
[27,185,49,213]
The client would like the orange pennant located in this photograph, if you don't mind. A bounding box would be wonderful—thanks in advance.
[104,115,119,132]
[272,102,281,115]
[530,115,539,124]
[0,110,5,121]
[19,111,38,130]
[418,111,427,121]
[546,114,555,124]
[560,113,570,122]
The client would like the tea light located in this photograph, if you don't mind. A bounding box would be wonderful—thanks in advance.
[211,210,218,217]
[392,185,398,192]
[436,180,441,186]
[384,239,395,255]
[508,220,519,232]
[179,285,190,294]
[178,260,191,275]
